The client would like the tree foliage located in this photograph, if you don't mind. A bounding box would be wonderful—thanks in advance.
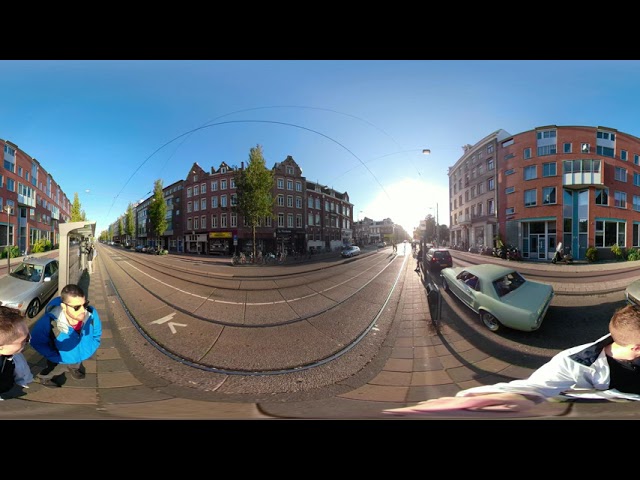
[71,192,85,222]
[118,216,124,241]
[125,202,135,243]
[148,179,167,245]
[233,144,274,259]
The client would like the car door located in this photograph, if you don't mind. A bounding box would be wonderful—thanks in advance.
[43,261,59,299]
[455,272,478,311]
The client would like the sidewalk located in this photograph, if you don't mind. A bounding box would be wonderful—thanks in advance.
[3,247,638,419]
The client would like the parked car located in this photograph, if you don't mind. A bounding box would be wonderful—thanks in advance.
[376,241,386,248]
[625,278,640,307]
[425,248,453,271]
[440,263,554,333]
[341,245,361,258]
[0,257,59,318]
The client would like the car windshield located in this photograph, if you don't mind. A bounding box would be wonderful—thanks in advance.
[11,263,44,282]
[492,271,526,297]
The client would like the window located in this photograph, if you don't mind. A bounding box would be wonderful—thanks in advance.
[231,194,237,206]
[595,219,625,247]
[621,150,628,161]
[200,198,206,210]
[221,213,227,228]
[634,173,640,187]
[277,178,284,189]
[634,195,640,212]
[295,181,302,192]
[277,194,284,206]
[596,145,615,157]
[542,162,557,177]
[635,154,640,166]
[537,144,557,156]
[487,159,494,170]
[524,165,537,180]
[315,198,320,209]
[615,167,627,182]
[187,201,192,213]
[595,188,608,206]
[487,144,494,154]
[537,130,557,140]
[287,195,293,207]
[296,196,302,208]
[504,153,515,161]
[193,200,199,212]
[193,184,199,196]
[506,207,515,215]
[221,179,227,190]
[542,187,557,204]
[211,215,218,228]
[286,166,294,175]
[194,217,199,229]
[230,213,237,227]
[187,187,192,198]
[505,168,515,176]
[487,199,495,215]
[287,179,293,190]
[505,186,515,194]
[488,178,495,190]
[523,147,532,159]
[201,183,206,194]
[187,217,192,230]
[524,189,537,207]
[201,216,206,228]
[597,131,615,141]
[211,181,218,191]
[230,179,236,189]
[221,195,227,208]
[277,213,284,227]
[615,191,627,208]
[211,196,218,208]
[563,143,572,153]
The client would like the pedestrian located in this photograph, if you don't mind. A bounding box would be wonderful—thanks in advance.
[384,303,640,416]
[30,284,102,388]
[87,244,97,274]
[415,248,423,272]
[0,306,34,399]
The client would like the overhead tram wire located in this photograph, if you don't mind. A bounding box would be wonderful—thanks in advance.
[107,119,395,218]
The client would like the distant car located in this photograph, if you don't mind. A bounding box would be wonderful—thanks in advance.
[625,279,640,307]
[0,257,59,318]
[377,242,386,248]
[341,245,361,258]
[440,263,554,333]
[425,248,453,271]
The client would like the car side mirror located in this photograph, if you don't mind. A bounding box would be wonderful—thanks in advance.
[43,277,51,282]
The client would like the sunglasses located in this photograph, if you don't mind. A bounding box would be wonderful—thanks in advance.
[63,301,90,312]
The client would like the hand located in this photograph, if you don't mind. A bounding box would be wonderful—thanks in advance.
[383,393,539,416]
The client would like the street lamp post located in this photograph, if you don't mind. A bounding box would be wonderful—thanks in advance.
[4,205,11,273]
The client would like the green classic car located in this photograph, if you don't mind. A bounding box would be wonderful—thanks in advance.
[440,263,554,333]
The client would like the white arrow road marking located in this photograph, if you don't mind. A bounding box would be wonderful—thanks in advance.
[150,312,187,334]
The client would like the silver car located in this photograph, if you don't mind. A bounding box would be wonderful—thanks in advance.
[0,257,59,318]
[625,278,640,307]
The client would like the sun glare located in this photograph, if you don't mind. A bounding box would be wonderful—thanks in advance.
[361,178,448,235]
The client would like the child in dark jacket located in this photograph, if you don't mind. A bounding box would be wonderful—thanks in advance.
[0,306,34,399]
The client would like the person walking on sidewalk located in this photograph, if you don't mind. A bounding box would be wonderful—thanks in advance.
[87,244,97,274]
[384,303,640,416]
[415,248,423,272]
[30,284,102,388]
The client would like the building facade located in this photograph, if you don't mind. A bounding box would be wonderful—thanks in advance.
[454,125,640,261]
[0,139,72,254]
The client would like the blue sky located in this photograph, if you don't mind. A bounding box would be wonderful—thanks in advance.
[2,60,640,235]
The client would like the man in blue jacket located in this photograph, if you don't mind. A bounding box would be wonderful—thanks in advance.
[30,284,102,388]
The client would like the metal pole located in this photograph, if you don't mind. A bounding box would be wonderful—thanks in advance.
[5,207,10,273]
[436,202,439,246]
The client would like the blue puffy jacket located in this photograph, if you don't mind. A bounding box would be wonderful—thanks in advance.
[30,296,102,364]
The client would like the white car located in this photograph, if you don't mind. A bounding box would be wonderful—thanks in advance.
[341,245,361,258]
[0,257,59,318]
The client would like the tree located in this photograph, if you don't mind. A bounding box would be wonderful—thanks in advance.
[71,193,84,222]
[125,202,135,246]
[233,144,275,260]
[148,179,167,250]
[118,217,124,243]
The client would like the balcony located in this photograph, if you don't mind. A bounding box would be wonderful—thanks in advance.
[18,193,36,208]
[457,215,472,225]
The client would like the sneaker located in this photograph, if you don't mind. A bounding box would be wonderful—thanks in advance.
[68,368,85,380]
[40,378,60,388]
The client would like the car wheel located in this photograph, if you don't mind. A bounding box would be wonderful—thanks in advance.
[27,298,41,318]
[480,310,501,332]
[441,276,449,291]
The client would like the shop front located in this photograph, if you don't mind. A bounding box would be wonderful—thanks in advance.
[208,231,232,255]
[275,228,305,255]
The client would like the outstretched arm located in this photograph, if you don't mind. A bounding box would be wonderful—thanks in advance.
[383,393,540,416]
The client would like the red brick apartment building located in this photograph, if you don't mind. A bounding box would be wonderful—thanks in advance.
[0,139,72,254]
[449,125,640,261]
[177,155,354,256]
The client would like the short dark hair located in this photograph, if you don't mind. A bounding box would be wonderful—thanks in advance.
[61,284,86,303]
[0,306,28,345]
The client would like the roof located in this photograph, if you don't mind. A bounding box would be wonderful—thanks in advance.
[459,263,516,279]
[21,257,57,266]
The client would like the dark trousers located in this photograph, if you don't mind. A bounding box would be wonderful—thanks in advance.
[37,360,82,380]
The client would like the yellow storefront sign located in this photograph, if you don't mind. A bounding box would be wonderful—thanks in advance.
[209,232,232,239]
